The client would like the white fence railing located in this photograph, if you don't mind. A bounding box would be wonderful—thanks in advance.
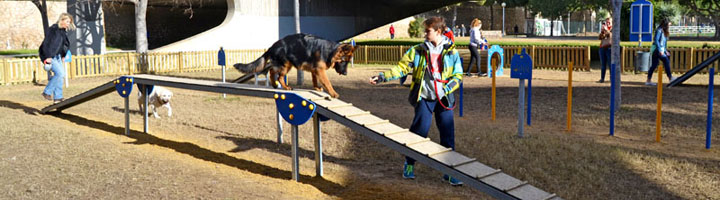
[670,26,716,34]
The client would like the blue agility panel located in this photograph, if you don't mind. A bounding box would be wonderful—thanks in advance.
[275,92,317,125]
[137,84,154,96]
[218,47,226,66]
[630,0,653,42]
[510,48,533,80]
[487,45,504,77]
[114,76,134,98]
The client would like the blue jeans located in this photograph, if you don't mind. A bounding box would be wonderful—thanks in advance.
[406,99,455,165]
[647,49,672,81]
[598,47,611,81]
[43,55,65,99]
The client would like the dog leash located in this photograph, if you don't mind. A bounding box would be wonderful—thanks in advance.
[425,52,456,110]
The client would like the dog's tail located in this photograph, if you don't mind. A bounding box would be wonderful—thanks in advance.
[233,53,268,74]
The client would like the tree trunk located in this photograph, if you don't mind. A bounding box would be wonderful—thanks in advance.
[715,22,720,39]
[135,0,148,53]
[490,5,494,30]
[453,6,457,29]
[32,0,50,35]
[611,0,622,111]
[294,0,303,85]
[135,0,148,71]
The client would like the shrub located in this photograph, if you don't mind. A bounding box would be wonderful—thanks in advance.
[408,17,425,38]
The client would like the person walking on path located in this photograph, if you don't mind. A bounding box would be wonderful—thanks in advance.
[39,13,74,104]
[389,24,395,39]
[369,16,464,186]
[646,19,676,86]
[467,19,486,76]
[598,17,612,83]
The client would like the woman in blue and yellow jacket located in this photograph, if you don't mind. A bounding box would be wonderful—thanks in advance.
[369,17,464,186]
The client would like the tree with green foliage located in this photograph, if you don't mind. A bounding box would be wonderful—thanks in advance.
[408,17,425,38]
[678,0,720,38]
[654,1,681,24]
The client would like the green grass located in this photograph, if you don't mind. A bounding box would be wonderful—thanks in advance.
[0,49,37,55]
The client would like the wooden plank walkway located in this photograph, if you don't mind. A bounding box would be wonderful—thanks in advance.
[40,74,561,200]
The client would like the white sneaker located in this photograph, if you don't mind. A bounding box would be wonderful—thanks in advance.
[645,82,657,86]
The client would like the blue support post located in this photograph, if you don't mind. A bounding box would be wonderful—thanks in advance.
[527,78,532,126]
[459,82,464,117]
[707,67,714,149]
[610,64,616,136]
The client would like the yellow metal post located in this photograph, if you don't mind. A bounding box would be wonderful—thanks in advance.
[492,58,497,121]
[567,61,573,132]
[656,64,663,142]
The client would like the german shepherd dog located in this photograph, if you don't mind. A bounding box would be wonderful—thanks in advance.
[233,33,356,98]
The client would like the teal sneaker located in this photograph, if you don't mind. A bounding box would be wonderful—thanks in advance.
[403,162,415,179]
[443,174,464,186]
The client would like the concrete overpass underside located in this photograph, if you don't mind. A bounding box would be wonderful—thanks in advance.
[104,0,465,51]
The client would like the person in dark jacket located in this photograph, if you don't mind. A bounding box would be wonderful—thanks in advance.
[39,13,74,103]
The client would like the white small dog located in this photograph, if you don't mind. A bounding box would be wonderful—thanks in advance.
[138,86,173,118]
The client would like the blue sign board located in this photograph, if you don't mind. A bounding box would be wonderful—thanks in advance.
[487,45,504,77]
[275,92,317,125]
[218,47,226,66]
[630,0,653,42]
[511,48,533,79]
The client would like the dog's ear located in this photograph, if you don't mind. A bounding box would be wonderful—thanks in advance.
[339,44,355,54]
[338,44,356,58]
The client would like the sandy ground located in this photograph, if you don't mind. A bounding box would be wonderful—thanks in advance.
[1,65,719,199]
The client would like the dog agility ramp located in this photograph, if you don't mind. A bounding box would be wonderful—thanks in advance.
[40,74,560,199]
[668,51,720,87]
[40,81,117,114]
[297,95,561,200]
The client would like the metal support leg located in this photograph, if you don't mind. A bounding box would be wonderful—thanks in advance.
[291,125,299,181]
[143,85,149,133]
[254,72,258,85]
[313,114,323,177]
[222,65,226,98]
[518,79,525,138]
[276,111,283,143]
[124,96,130,135]
[265,72,269,87]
